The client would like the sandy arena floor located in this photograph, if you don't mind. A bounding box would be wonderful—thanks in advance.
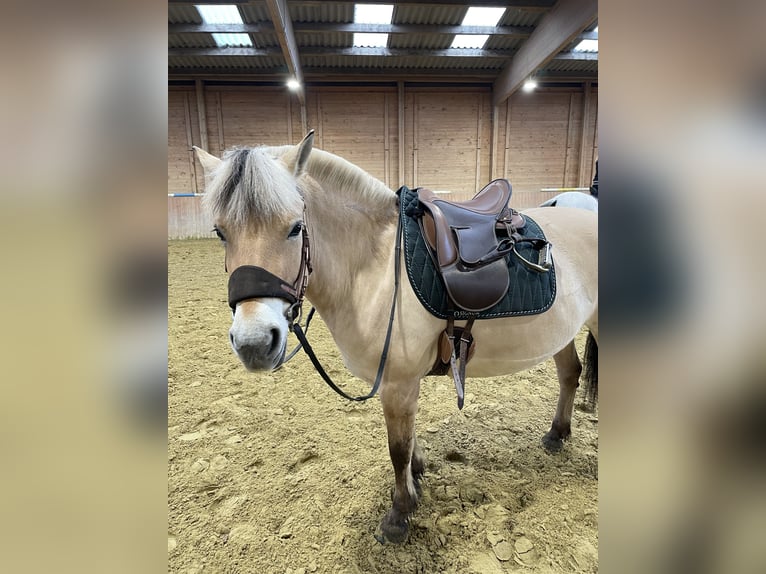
[169,239,598,574]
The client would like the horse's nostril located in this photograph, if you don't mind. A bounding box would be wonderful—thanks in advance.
[230,332,235,346]
[268,328,280,355]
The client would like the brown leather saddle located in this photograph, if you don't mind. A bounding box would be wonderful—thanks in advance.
[416,179,526,313]
[411,179,547,409]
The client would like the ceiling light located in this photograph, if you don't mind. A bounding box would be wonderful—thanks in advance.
[523,79,537,92]
[286,79,301,91]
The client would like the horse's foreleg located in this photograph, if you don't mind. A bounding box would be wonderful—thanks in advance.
[542,340,582,452]
[378,378,421,544]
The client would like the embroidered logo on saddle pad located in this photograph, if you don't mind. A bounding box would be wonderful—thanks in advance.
[398,185,556,320]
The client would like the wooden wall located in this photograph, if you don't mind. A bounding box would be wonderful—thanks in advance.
[168,83,597,239]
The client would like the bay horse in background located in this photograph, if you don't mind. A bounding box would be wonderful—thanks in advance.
[193,132,598,544]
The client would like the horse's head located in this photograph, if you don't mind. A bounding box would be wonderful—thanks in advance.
[194,131,315,371]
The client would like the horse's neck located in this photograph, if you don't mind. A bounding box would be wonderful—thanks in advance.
[301,162,397,321]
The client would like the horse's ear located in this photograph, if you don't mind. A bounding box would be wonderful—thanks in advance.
[292,130,315,176]
[193,146,222,174]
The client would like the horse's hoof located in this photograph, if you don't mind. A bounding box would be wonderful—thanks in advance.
[541,432,564,453]
[379,511,409,544]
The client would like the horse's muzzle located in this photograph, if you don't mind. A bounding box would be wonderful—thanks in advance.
[230,327,286,371]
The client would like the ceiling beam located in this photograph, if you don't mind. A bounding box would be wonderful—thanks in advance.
[170,22,535,37]
[265,0,305,103]
[170,46,513,58]
[169,23,274,34]
[492,0,597,106]
[170,47,281,57]
[169,46,595,61]
[169,0,554,8]
[168,68,597,83]
[553,51,598,61]
[168,23,598,41]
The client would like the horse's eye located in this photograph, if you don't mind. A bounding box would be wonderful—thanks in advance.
[288,222,303,238]
[212,227,226,242]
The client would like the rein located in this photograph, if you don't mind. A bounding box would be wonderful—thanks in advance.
[227,203,403,403]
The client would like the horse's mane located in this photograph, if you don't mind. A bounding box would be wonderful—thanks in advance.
[203,144,395,226]
[202,146,304,226]
[269,145,396,215]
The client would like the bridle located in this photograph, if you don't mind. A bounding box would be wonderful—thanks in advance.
[225,202,403,403]
[227,211,312,326]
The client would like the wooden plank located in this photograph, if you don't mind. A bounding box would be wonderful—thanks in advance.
[563,92,576,187]
[490,105,498,180]
[398,82,405,187]
[504,98,511,179]
[195,80,209,152]
[216,91,225,154]
[493,0,598,106]
[578,81,592,187]
[384,93,390,187]
[475,95,483,191]
[413,93,418,187]
[287,96,293,143]
[316,92,323,148]
[183,93,198,194]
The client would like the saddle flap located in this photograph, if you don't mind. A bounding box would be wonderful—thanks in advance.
[441,259,510,312]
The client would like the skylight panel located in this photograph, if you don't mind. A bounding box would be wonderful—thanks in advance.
[451,34,489,49]
[195,5,244,24]
[195,5,250,47]
[212,33,252,47]
[353,33,389,47]
[354,4,394,25]
[461,7,506,27]
[573,38,598,52]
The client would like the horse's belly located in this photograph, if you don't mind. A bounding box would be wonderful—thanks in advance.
[465,356,547,378]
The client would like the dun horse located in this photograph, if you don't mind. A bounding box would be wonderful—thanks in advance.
[194,132,598,544]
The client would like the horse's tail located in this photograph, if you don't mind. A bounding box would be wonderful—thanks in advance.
[582,331,598,408]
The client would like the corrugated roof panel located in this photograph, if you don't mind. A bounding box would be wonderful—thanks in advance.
[251,31,280,48]
[542,59,598,73]
[393,5,465,26]
[302,54,506,71]
[238,3,273,23]
[169,33,218,49]
[289,3,354,23]
[484,36,524,51]
[388,33,454,50]
[169,55,286,70]
[168,5,202,25]
[499,9,547,27]
[296,32,353,48]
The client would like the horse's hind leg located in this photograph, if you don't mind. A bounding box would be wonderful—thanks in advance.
[378,378,421,544]
[542,340,582,452]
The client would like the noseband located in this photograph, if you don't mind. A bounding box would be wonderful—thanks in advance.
[227,215,312,325]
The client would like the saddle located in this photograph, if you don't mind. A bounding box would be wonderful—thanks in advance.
[406,179,552,410]
[417,179,525,312]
